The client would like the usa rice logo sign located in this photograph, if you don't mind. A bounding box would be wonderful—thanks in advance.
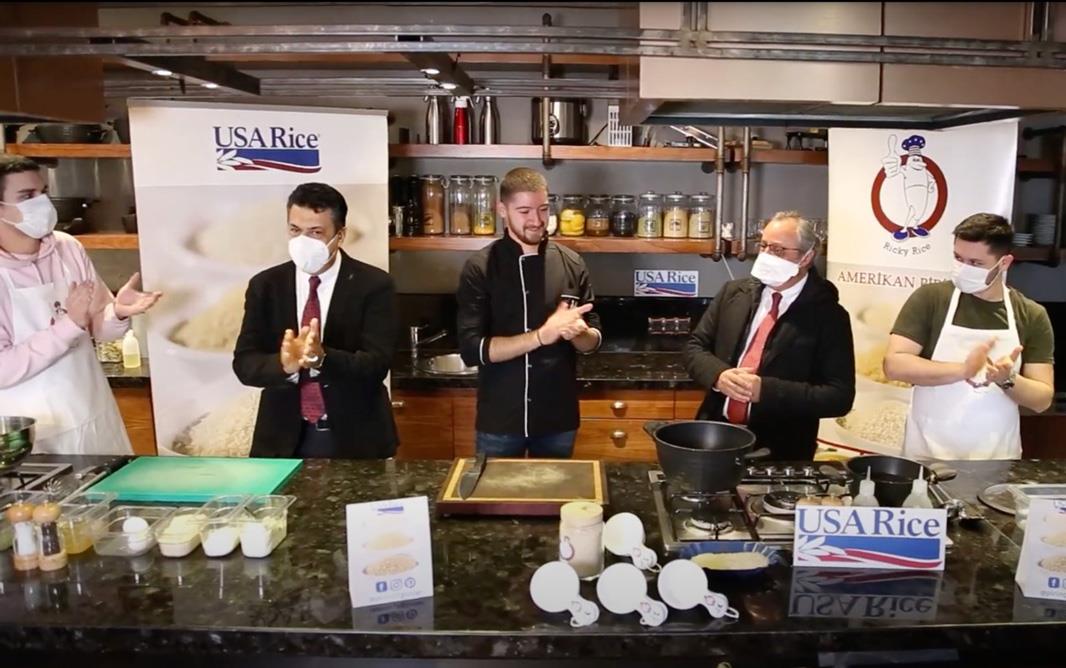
[634,269,698,298]
[794,507,947,571]
[213,125,322,173]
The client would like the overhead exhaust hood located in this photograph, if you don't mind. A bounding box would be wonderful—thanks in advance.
[624,2,1066,129]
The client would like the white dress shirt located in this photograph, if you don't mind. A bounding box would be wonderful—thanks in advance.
[287,255,341,385]
[722,273,809,419]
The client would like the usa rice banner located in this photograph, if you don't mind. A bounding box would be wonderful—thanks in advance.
[820,120,1018,455]
[129,100,388,456]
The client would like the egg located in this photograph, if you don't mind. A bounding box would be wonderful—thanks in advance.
[122,516,149,534]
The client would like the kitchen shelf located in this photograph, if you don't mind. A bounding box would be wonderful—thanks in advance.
[1012,246,1061,262]
[6,143,131,159]
[743,149,828,165]
[74,233,139,250]
[389,144,719,162]
[1017,157,1056,176]
[390,236,716,254]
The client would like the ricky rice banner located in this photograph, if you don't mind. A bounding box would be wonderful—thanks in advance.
[819,120,1019,455]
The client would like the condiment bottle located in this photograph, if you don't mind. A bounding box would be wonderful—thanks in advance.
[420,175,446,235]
[546,194,560,236]
[453,96,470,145]
[687,192,715,239]
[637,192,663,238]
[610,194,636,237]
[559,501,603,579]
[448,175,473,235]
[33,502,67,572]
[902,477,934,509]
[122,330,141,369]
[663,192,688,239]
[585,195,611,237]
[6,501,38,571]
[851,469,879,507]
[472,175,498,236]
[559,195,586,237]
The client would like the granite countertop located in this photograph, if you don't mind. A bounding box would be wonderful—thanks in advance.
[392,351,698,391]
[102,359,151,388]
[2,457,1066,664]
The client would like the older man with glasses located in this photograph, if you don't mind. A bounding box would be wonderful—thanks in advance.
[684,210,856,460]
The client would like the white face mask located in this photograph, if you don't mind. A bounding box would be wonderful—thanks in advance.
[951,259,1002,295]
[0,194,58,240]
[288,232,338,274]
[751,251,807,288]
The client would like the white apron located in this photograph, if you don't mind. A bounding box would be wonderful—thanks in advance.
[903,285,1022,460]
[0,265,132,455]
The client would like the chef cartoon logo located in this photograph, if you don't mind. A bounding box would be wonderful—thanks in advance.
[213,125,322,173]
[870,134,948,241]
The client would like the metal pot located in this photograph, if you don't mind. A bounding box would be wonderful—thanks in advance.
[0,416,35,472]
[51,197,89,222]
[33,124,111,144]
[531,99,588,145]
[113,117,131,144]
[845,455,933,507]
[644,420,769,494]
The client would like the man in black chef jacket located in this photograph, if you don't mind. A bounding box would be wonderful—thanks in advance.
[457,168,602,458]
[233,183,398,459]
[684,210,855,460]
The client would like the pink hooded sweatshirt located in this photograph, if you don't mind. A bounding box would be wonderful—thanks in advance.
[0,231,129,389]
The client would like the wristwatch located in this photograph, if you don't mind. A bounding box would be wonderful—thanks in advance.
[997,369,1017,390]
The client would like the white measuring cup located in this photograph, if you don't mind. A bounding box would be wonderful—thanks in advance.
[657,559,740,620]
[602,512,660,572]
[530,561,600,628]
[595,562,669,627]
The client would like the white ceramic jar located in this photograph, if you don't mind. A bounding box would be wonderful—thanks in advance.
[559,501,604,579]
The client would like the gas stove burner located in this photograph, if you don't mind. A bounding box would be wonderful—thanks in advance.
[763,490,801,514]
[686,515,734,536]
[676,490,732,505]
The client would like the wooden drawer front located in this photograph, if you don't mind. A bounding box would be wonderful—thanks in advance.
[453,396,477,459]
[580,390,674,420]
[392,393,453,460]
[113,387,156,456]
[674,389,706,420]
[573,419,657,461]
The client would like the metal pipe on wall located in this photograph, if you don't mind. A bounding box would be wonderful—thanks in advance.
[541,13,552,166]
[737,127,751,261]
[712,125,726,262]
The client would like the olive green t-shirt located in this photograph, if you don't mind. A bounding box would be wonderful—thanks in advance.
[891,281,1055,365]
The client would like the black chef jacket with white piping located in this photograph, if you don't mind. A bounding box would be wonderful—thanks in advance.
[457,231,601,437]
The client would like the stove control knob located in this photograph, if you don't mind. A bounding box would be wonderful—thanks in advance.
[803,466,816,477]
[746,466,758,477]
[782,466,795,477]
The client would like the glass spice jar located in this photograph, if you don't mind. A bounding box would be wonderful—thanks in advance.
[687,192,715,239]
[559,194,586,237]
[473,175,498,236]
[663,192,688,239]
[448,175,473,235]
[610,194,636,237]
[586,195,611,237]
[637,191,663,238]
[420,175,446,235]
[546,194,560,236]
[559,501,603,579]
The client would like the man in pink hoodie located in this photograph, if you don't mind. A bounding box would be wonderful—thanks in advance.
[0,155,161,454]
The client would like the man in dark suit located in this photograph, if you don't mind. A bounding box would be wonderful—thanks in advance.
[233,183,398,459]
[684,211,855,460]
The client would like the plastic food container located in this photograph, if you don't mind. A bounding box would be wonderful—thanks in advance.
[199,495,252,557]
[239,495,296,558]
[57,492,115,555]
[154,508,209,558]
[94,506,176,557]
[1008,484,1066,530]
[0,491,46,551]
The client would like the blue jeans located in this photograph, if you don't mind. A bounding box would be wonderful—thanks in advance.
[475,431,577,458]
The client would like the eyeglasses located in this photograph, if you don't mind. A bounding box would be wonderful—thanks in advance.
[757,241,806,257]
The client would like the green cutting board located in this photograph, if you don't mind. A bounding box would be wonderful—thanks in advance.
[88,457,303,503]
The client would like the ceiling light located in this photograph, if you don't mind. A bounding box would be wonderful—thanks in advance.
[440,82,458,91]
[151,68,173,77]
[202,82,219,89]
[420,67,441,76]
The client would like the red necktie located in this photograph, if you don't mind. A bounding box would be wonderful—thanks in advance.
[726,291,782,425]
[300,275,325,423]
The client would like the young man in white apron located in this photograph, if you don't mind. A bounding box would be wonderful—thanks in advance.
[885,213,1055,460]
[0,155,162,455]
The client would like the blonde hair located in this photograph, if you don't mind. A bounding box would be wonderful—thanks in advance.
[769,210,818,252]
[499,168,548,202]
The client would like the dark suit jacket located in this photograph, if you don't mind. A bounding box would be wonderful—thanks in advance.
[683,269,856,460]
[233,251,399,459]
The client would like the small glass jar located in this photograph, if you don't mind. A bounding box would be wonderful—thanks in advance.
[637,191,663,238]
[610,194,637,237]
[448,175,473,235]
[664,192,688,239]
[585,195,611,237]
[559,194,586,237]
[687,192,715,239]
[403,175,422,237]
[558,501,603,579]
[420,175,446,235]
[473,175,498,236]
[546,194,560,236]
